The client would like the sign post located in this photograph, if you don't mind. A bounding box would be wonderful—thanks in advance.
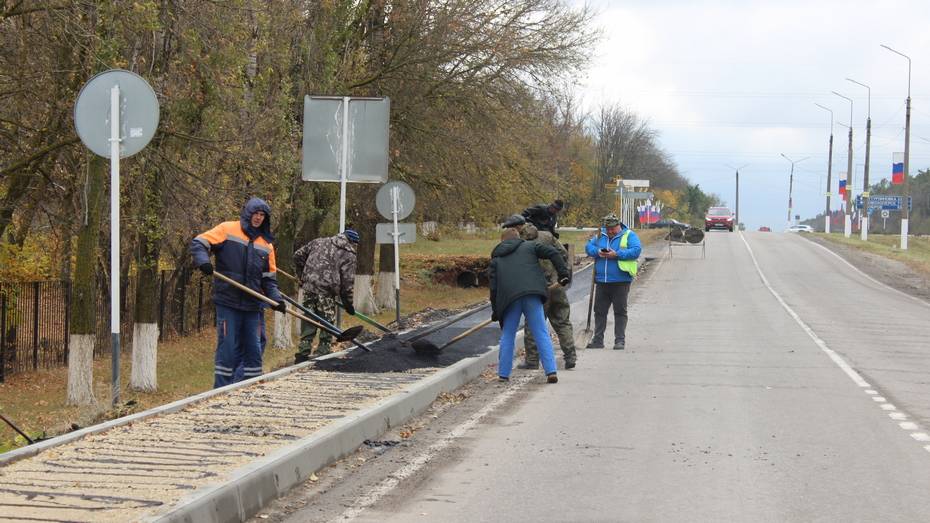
[376,181,415,324]
[74,70,159,406]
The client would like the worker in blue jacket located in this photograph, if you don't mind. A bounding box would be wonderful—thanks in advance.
[584,213,641,350]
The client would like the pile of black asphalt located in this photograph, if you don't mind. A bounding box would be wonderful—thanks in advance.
[312,323,500,374]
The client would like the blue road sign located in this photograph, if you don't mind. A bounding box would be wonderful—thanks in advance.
[855,195,912,211]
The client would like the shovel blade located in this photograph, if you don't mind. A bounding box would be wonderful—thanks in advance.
[336,325,365,342]
[575,328,594,349]
[411,338,441,357]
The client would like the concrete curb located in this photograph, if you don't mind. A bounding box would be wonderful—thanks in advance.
[150,347,500,523]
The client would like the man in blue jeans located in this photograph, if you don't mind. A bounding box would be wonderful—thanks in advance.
[489,227,571,383]
[190,198,286,388]
[585,213,641,350]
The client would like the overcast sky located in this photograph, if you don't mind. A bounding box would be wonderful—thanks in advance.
[575,0,930,229]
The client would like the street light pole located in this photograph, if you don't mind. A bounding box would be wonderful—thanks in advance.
[881,44,912,250]
[832,91,854,238]
[814,103,834,233]
[847,78,872,241]
[780,154,809,229]
[725,163,748,230]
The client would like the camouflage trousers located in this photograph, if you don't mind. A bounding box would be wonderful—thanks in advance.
[523,288,576,365]
[297,294,336,357]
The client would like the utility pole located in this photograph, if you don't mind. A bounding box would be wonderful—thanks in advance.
[815,103,834,233]
[833,91,854,238]
[725,164,747,230]
[780,154,808,229]
[882,44,912,249]
[847,78,872,241]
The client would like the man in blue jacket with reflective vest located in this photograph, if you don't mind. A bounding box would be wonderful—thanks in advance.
[584,213,641,350]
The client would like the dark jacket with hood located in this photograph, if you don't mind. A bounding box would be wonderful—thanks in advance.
[488,238,570,324]
[190,197,283,312]
[522,204,559,238]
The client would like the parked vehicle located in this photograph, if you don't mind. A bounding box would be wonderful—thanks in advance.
[759,226,771,232]
[705,207,734,232]
[787,224,814,233]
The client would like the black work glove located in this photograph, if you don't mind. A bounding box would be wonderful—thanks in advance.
[199,262,213,276]
[272,299,287,313]
[559,276,570,287]
[341,297,355,316]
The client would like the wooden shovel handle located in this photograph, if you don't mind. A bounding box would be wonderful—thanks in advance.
[213,272,337,335]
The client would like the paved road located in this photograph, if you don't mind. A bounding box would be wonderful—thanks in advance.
[348,231,930,522]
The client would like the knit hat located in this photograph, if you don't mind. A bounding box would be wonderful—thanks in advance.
[551,199,564,210]
[602,213,620,227]
[344,228,360,243]
[501,214,526,228]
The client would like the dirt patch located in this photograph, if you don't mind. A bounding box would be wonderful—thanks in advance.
[805,235,930,302]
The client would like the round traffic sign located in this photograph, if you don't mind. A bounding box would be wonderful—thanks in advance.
[74,69,160,158]
[881,209,890,218]
[376,181,416,220]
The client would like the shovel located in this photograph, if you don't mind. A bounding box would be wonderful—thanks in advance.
[411,318,494,356]
[213,272,363,343]
[335,302,395,334]
[280,294,372,352]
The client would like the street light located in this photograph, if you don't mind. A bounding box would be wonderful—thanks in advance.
[814,103,834,233]
[832,91,854,238]
[847,78,872,241]
[724,163,748,229]
[780,153,809,229]
[881,44,912,249]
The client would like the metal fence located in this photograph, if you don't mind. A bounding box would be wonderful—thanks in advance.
[0,271,215,382]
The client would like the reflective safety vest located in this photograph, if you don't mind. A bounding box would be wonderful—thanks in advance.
[617,229,638,277]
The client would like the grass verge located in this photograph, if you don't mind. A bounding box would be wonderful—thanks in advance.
[812,232,930,276]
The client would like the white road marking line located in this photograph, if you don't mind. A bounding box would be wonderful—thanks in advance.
[872,396,886,402]
[334,351,530,521]
[890,412,908,420]
[803,237,930,309]
[911,433,930,442]
[737,233,870,388]
[900,422,919,430]
[865,389,878,395]
[881,404,897,411]
[923,445,930,453]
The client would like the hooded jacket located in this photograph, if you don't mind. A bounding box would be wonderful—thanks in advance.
[190,198,283,311]
[293,233,357,303]
[522,204,560,238]
[584,224,641,283]
[488,238,570,324]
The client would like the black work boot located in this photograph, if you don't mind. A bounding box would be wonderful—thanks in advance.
[517,361,539,370]
[294,353,310,365]
[565,359,576,370]
[613,341,625,350]
[586,339,604,349]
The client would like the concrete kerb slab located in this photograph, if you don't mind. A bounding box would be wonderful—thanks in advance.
[149,345,500,523]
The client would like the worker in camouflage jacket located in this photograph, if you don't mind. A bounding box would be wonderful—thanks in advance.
[293,229,359,363]
[518,223,576,369]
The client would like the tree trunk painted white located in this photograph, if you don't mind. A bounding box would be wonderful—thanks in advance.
[375,271,396,310]
[273,310,294,350]
[354,274,380,315]
[130,322,159,391]
[67,334,96,406]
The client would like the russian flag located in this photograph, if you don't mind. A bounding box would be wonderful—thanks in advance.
[838,173,847,200]
[892,152,904,185]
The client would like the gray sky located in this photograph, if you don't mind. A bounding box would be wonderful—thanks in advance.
[577,0,930,229]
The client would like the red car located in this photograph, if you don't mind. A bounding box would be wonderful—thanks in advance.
[705,206,734,232]
[759,226,771,232]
